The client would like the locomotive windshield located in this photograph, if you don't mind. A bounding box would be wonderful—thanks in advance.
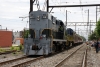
[42,29,51,38]
[29,29,35,39]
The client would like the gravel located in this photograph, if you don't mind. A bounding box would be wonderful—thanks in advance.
[62,44,86,67]
[87,46,100,67]
[0,51,24,63]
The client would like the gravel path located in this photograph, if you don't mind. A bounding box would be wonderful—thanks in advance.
[87,46,100,67]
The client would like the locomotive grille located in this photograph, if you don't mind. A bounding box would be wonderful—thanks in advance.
[34,39,39,44]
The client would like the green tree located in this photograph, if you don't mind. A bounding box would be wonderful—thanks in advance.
[96,19,100,37]
[88,19,100,40]
[23,30,29,38]
[80,36,86,41]
[88,31,97,40]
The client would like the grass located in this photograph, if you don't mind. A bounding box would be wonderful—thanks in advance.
[0,45,23,53]
[10,45,23,51]
[0,48,6,53]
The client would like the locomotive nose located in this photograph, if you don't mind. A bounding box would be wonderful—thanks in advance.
[32,45,39,50]
[32,39,42,50]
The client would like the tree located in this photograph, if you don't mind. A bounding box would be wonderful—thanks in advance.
[88,19,100,40]
[23,30,29,38]
[88,31,97,40]
[95,19,100,38]
[80,36,86,41]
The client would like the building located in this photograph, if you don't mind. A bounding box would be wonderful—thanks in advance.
[0,30,13,47]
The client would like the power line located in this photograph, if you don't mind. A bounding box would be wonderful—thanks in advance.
[79,0,84,22]
[42,0,47,11]
[50,0,71,21]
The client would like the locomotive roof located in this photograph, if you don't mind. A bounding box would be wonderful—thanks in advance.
[30,10,48,13]
[66,28,74,32]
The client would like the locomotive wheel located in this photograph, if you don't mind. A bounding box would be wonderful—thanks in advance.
[52,44,56,53]
[67,41,70,47]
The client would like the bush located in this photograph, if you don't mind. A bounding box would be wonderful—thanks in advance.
[10,45,23,51]
[0,48,6,52]
[11,46,15,50]
[19,45,23,50]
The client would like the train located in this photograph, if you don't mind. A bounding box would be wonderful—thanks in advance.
[23,10,83,55]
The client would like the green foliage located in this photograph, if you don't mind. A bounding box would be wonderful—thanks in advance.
[0,47,6,52]
[23,30,29,38]
[96,19,100,37]
[10,45,23,51]
[11,46,14,50]
[88,31,97,40]
[19,44,23,50]
[89,19,100,40]
[80,36,86,41]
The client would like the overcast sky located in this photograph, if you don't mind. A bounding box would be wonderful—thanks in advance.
[0,0,100,39]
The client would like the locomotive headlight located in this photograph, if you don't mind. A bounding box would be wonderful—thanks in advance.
[43,35,46,38]
[37,16,40,21]
[30,14,35,19]
[30,16,35,19]
[42,14,47,19]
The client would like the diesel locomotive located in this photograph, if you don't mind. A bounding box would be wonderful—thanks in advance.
[23,10,83,55]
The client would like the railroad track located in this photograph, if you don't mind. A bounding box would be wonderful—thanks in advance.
[0,50,17,55]
[0,56,27,66]
[0,55,44,67]
[81,48,87,67]
[0,44,86,67]
[12,56,43,67]
[54,45,87,67]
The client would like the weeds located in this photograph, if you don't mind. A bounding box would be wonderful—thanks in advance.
[10,45,23,51]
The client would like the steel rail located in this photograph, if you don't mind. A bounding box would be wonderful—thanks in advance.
[12,56,44,67]
[0,56,27,66]
[0,50,17,55]
[81,48,87,67]
[54,45,83,67]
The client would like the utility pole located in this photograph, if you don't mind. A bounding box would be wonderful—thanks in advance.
[0,25,2,29]
[78,28,79,34]
[47,0,49,12]
[89,20,91,35]
[75,23,76,32]
[96,6,97,23]
[66,10,67,28]
[30,0,36,13]
[30,0,33,13]
[87,9,89,41]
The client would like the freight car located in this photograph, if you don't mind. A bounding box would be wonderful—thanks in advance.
[23,10,83,55]
[66,28,83,47]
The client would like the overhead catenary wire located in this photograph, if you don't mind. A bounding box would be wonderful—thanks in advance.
[51,0,71,22]
[42,0,47,11]
[79,0,84,22]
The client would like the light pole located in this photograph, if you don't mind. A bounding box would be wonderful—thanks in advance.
[85,9,89,41]
[96,6,100,23]
[89,20,93,35]
[66,10,71,28]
